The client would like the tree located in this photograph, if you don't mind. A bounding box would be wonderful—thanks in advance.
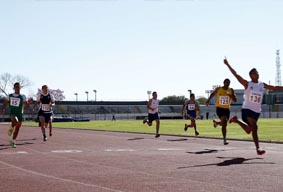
[161,95,187,104]
[0,73,31,96]
[197,96,207,105]
[36,88,66,101]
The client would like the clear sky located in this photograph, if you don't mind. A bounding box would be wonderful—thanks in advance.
[1,0,282,101]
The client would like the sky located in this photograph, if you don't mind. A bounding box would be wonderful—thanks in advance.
[0,0,283,101]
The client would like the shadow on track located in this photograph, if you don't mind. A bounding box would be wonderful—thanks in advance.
[178,157,275,169]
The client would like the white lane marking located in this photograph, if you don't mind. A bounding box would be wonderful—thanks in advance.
[0,160,124,192]
[51,150,82,153]
[105,149,135,152]
[0,151,29,155]
[157,148,185,151]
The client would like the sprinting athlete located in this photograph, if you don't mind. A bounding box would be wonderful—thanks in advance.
[0,82,32,148]
[206,78,237,145]
[224,57,283,155]
[181,93,200,136]
[143,91,160,138]
[36,85,55,141]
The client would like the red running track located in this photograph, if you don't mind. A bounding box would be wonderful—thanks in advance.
[0,123,283,192]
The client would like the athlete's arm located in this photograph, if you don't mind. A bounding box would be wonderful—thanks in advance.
[147,99,153,110]
[181,102,186,115]
[264,83,283,91]
[224,58,248,89]
[50,94,55,106]
[205,88,218,106]
[196,104,200,117]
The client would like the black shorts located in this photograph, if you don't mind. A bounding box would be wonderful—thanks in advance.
[216,107,230,119]
[187,110,197,119]
[38,110,52,124]
[148,112,159,123]
[241,108,260,124]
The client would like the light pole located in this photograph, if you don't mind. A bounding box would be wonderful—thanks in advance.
[147,90,152,100]
[188,89,192,95]
[74,93,78,101]
[85,91,89,101]
[93,90,97,101]
[205,90,211,98]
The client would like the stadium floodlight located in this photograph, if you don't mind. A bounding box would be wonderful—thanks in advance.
[85,91,89,101]
[205,90,211,97]
[93,90,97,101]
[74,93,78,101]
[147,90,152,100]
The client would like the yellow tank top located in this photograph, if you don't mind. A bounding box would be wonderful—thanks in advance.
[215,87,233,108]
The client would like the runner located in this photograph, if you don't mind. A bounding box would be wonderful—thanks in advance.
[224,57,283,155]
[143,91,160,138]
[181,93,200,136]
[205,78,237,145]
[36,85,55,141]
[0,82,32,148]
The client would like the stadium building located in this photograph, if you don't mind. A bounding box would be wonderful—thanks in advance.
[1,89,283,122]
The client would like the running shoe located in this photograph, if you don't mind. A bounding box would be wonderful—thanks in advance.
[155,134,160,138]
[229,116,238,123]
[213,119,218,128]
[43,135,47,141]
[257,148,266,155]
[142,118,148,124]
[223,139,229,145]
[9,141,16,148]
[49,132,52,137]
[8,127,13,136]
[184,124,188,131]
[195,131,199,136]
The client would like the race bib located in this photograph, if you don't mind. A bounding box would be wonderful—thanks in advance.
[219,96,229,105]
[41,104,51,111]
[249,91,262,104]
[10,97,20,107]
[187,104,195,110]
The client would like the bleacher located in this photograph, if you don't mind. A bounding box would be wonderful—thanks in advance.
[1,99,283,122]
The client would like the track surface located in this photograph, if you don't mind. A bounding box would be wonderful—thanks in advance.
[0,124,283,192]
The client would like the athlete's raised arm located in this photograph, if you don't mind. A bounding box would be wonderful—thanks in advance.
[224,58,248,89]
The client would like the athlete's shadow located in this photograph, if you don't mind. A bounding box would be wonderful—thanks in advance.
[178,156,274,169]
[0,142,34,150]
[128,138,144,141]
[0,144,11,150]
[187,149,221,154]
[167,138,188,142]
[17,138,37,142]
[15,142,34,146]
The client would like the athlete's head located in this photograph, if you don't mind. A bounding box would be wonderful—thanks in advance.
[152,91,157,99]
[13,82,21,94]
[190,93,195,100]
[41,85,48,94]
[249,68,259,82]
[223,78,230,88]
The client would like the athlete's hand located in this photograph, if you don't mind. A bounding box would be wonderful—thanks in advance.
[205,100,209,106]
[224,57,229,66]
[27,97,33,105]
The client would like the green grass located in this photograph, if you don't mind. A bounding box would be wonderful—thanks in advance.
[23,119,283,142]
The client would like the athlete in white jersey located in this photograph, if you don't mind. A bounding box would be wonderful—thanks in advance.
[224,58,283,155]
[143,91,160,138]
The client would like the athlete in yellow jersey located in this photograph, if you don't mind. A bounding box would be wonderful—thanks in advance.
[205,79,237,145]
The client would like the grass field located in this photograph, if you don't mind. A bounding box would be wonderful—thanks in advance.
[23,118,283,143]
